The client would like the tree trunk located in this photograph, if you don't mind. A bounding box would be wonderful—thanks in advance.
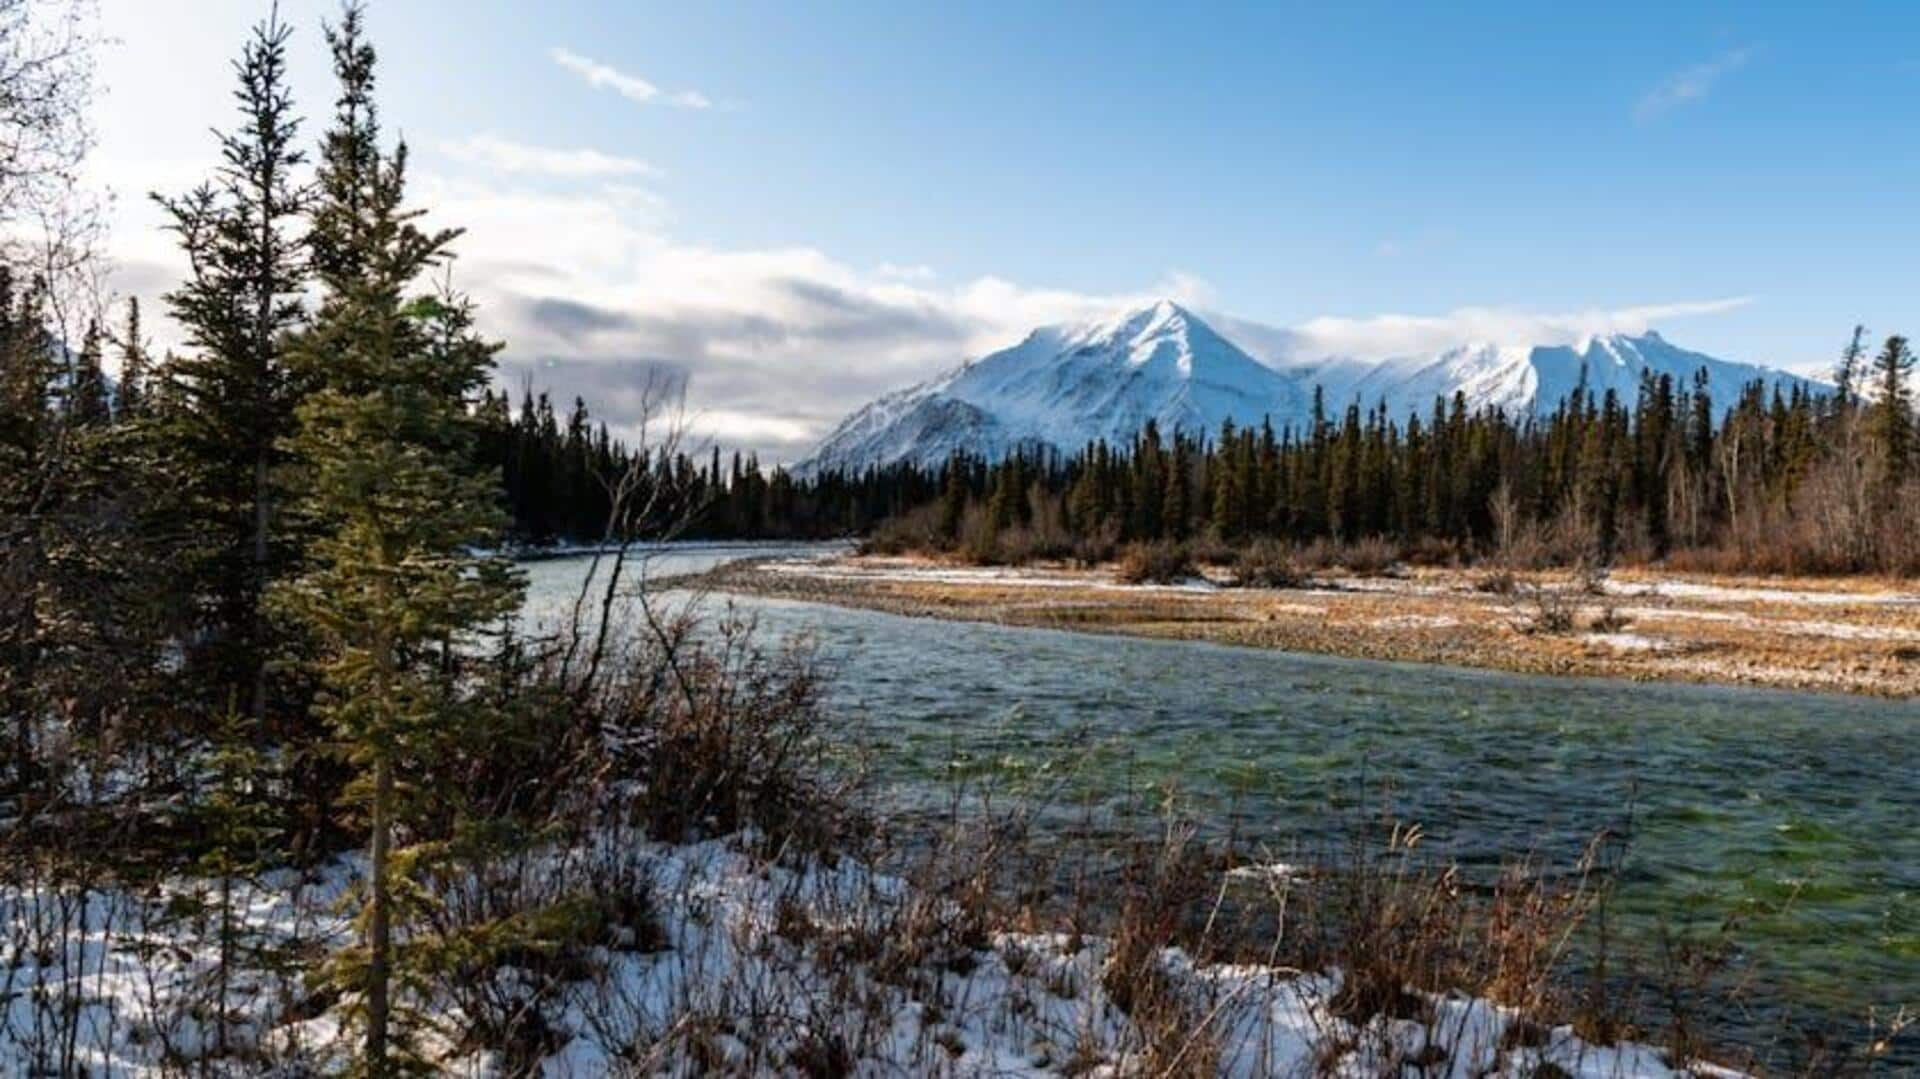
[365,752,392,1074]
[216,869,233,1058]
[8,534,40,788]
[251,450,269,728]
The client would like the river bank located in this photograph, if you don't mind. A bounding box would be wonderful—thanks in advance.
[702,552,1920,697]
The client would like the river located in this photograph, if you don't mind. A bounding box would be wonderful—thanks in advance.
[521,543,1918,1066]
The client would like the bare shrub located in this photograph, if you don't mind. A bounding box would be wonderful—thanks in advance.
[1070,524,1120,567]
[1339,536,1403,576]
[858,503,943,555]
[590,610,852,851]
[1233,539,1305,589]
[1520,585,1577,635]
[1574,560,1610,596]
[1181,533,1229,568]
[1402,534,1464,568]
[1285,821,1609,1039]
[1502,519,1559,571]
[1115,541,1195,585]
[1294,536,1404,576]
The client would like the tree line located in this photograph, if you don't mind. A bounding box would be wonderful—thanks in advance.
[477,385,928,544]
[867,340,1918,576]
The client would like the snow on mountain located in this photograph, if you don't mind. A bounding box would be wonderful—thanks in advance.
[1294,331,1806,426]
[801,300,1305,474]
[797,301,1814,475]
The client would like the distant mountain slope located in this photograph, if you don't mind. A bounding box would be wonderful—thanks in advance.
[802,300,1305,474]
[798,301,1814,474]
[1294,331,1805,425]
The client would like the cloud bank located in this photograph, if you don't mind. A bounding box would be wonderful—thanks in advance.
[108,153,1755,467]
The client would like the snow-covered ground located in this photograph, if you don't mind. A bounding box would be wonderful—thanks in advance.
[765,558,1223,594]
[1608,579,1920,608]
[2,833,1745,1077]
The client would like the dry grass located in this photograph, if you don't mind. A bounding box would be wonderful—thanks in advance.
[714,555,1920,697]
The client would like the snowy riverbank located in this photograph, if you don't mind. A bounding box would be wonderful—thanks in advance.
[2,833,1748,1077]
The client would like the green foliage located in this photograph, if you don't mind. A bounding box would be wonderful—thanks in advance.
[272,7,523,1069]
[1872,334,1914,489]
[150,5,312,741]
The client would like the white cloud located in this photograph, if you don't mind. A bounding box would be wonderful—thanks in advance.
[439,134,660,179]
[1636,47,1752,119]
[339,171,1212,460]
[549,47,711,109]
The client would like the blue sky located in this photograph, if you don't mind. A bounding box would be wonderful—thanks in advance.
[92,1,1920,459]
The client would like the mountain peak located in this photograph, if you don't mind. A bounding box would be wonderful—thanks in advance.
[1144,297,1191,321]
[1084,297,1201,346]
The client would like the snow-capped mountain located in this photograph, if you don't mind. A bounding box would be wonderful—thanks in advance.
[798,301,1811,474]
[801,300,1305,475]
[1292,331,1805,428]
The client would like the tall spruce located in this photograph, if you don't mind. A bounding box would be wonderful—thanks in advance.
[113,296,150,420]
[1871,334,1915,489]
[1834,324,1868,406]
[154,8,309,727]
[278,6,521,1070]
[0,268,55,781]
[67,319,109,427]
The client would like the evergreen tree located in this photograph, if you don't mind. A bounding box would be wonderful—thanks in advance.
[1834,324,1868,406]
[0,269,57,781]
[153,8,310,729]
[113,297,151,420]
[1870,334,1915,489]
[278,8,521,1070]
[67,320,109,427]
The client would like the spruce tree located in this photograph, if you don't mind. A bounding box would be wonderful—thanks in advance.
[113,297,151,421]
[67,320,109,427]
[0,269,56,782]
[1870,334,1915,489]
[277,7,521,1069]
[1834,324,1868,406]
[154,8,309,728]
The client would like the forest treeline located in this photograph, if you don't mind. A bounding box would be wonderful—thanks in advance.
[480,386,926,543]
[866,340,1920,577]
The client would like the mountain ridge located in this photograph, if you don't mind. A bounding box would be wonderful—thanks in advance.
[798,301,1812,475]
